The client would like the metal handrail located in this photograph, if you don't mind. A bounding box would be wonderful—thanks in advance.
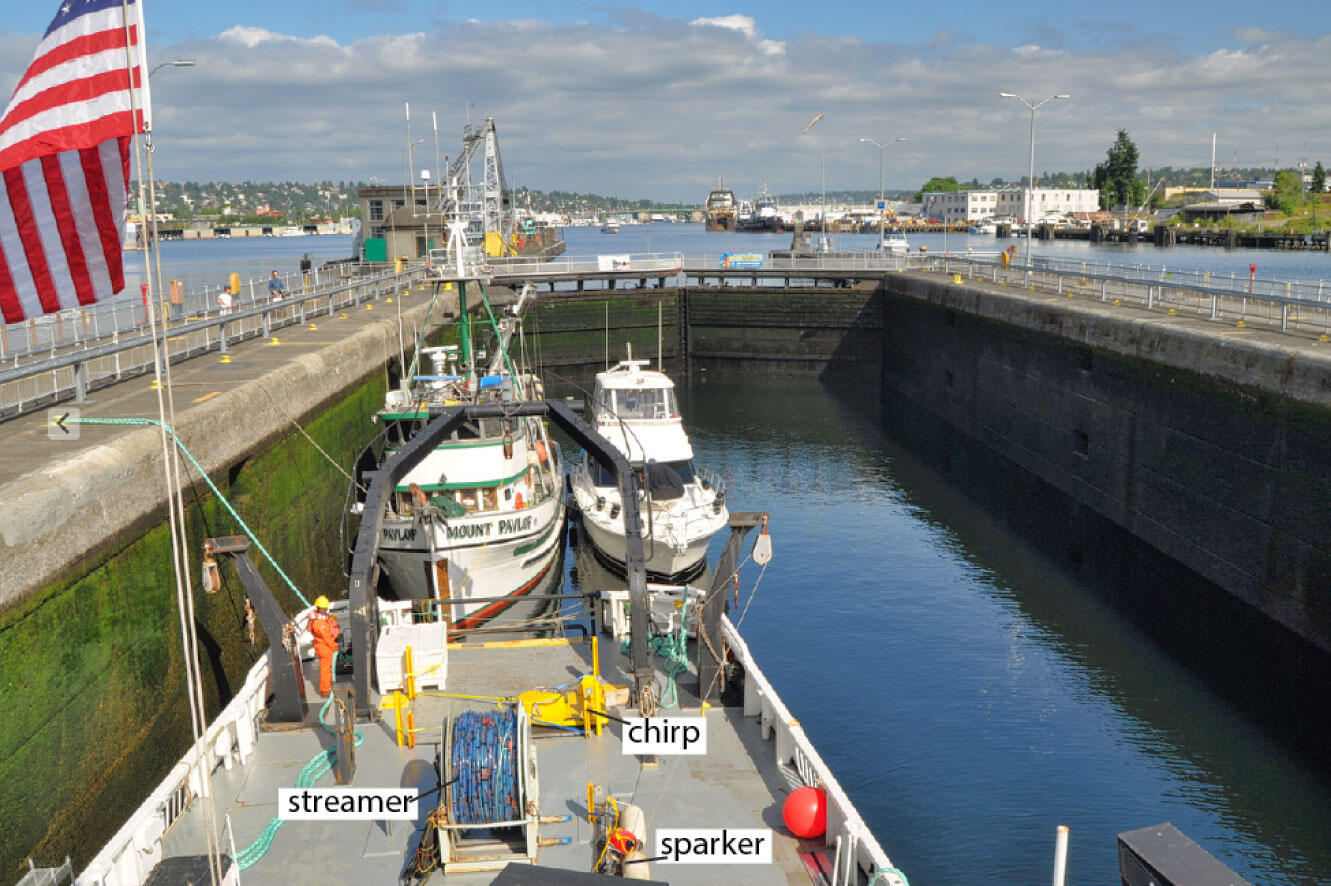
[0,267,426,418]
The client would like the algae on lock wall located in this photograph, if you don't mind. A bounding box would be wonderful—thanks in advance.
[0,371,387,879]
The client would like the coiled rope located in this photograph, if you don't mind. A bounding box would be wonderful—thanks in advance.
[868,867,911,885]
[70,417,310,607]
[621,596,690,710]
[231,652,365,870]
[450,708,520,825]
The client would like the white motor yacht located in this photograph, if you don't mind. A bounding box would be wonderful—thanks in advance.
[570,348,728,578]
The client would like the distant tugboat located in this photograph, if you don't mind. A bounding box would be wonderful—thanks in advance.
[704,178,738,231]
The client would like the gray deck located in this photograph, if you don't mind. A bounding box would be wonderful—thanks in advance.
[161,628,821,885]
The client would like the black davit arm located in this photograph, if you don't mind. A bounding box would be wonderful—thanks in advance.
[203,536,307,723]
[697,512,768,704]
[346,400,653,718]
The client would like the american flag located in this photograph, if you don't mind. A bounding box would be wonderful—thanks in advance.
[0,0,150,325]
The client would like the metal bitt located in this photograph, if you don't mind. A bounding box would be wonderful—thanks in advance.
[202,536,307,723]
[697,512,769,704]
[347,399,653,717]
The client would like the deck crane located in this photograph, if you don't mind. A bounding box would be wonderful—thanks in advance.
[435,117,514,256]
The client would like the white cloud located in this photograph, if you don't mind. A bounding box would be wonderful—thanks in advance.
[690,15,758,40]
[28,15,1328,199]
[219,25,341,49]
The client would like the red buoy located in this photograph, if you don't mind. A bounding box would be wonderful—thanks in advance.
[782,786,827,839]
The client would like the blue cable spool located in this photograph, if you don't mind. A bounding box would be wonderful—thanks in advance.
[449,708,521,825]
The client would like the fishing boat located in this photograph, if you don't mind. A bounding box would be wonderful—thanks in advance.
[736,183,789,233]
[357,237,565,629]
[704,178,738,232]
[569,347,729,578]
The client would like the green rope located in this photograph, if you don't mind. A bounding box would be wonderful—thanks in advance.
[620,595,691,710]
[71,417,308,606]
[868,867,911,885]
[231,651,366,870]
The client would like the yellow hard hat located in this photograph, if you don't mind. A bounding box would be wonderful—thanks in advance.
[315,595,330,610]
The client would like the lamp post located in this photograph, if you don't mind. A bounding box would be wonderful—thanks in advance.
[860,136,906,247]
[998,91,1068,284]
[803,113,827,251]
[149,58,195,77]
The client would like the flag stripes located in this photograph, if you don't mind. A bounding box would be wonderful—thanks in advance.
[0,0,147,324]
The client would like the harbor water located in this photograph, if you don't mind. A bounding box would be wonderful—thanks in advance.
[553,372,1331,885]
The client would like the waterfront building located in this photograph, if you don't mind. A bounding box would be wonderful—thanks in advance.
[922,187,1099,223]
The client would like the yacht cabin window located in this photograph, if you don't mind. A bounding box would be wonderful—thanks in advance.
[612,387,676,420]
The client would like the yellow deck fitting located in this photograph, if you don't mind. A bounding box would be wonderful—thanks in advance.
[339,312,348,319]
[953,274,963,284]
[365,304,373,311]
[219,354,231,364]
[268,337,280,345]
[308,323,317,330]
[1237,319,1247,328]
[386,297,393,303]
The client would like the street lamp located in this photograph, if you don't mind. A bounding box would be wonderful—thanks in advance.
[998,91,1069,283]
[149,58,195,77]
[860,136,906,247]
[803,113,827,252]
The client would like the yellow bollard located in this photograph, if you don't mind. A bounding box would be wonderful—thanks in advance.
[268,337,280,345]
[386,297,393,303]
[1168,308,1176,315]
[953,274,963,284]
[1237,319,1246,328]
[365,304,373,311]
[339,312,348,319]
[220,354,232,364]
[309,323,317,330]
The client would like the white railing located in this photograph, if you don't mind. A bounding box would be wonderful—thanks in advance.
[0,267,424,419]
[484,252,685,278]
[930,255,1331,338]
[75,654,272,886]
[723,614,906,886]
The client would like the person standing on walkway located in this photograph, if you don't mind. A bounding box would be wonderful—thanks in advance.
[217,285,235,315]
[268,270,288,301]
[309,596,341,696]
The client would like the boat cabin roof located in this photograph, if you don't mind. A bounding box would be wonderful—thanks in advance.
[594,359,675,393]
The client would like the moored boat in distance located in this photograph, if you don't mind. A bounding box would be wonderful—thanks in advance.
[704,177,738,231]
[600,216,621,233]
[878,230,910,254]
[570,347,729,578]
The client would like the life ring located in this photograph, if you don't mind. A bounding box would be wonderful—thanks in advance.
[534,440,548,463]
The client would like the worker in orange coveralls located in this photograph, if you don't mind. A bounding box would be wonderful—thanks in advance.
[309,596,341,696]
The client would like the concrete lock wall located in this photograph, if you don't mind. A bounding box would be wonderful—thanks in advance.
[877,273,1331,654]
[0,302,430,878]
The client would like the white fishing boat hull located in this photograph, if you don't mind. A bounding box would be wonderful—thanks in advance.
[377,494,565,627]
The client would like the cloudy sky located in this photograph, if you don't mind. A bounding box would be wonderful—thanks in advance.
[2,0,1327,201]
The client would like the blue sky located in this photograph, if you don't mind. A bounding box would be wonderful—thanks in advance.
[2,2,1327,199]
[7,0,1313,53]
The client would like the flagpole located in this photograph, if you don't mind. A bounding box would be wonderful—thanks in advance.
[120,3,224,885]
